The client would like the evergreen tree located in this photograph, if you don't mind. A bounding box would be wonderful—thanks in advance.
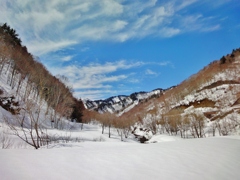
[220,56,226,64]
[0,23,22,46]
[71,99,84,123]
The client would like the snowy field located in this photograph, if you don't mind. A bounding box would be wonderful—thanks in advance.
[1,123,240,180]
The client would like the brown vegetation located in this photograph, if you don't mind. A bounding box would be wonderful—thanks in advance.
[0,23,84,126]
[107,47,240,139]
[0,23,87,149]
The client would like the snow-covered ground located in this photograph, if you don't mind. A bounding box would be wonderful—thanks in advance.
[1,122,240,180]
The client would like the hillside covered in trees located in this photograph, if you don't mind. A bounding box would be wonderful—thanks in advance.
[83,47,240,141]
[0,23,84,121]
[0,23,85,148]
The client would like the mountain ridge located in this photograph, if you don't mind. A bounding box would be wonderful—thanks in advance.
[83,87,171,113]
[83,48,240,135]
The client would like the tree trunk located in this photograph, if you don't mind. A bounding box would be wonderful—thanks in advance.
[102,124,105,134]
[108,125,111,138]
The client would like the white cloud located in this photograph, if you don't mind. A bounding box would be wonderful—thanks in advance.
[101,0,124,16]
[74,89,122,100]
[178,14,221,33]
[175,0,198,11]
[61,55,75,62]
[201,25,221,32]
[145,69,158,76]
[48,60,143,94]
[128,78,140,83]
[0,0,223,56]
[203,0,231,8]
[46,59,168,99]
[49,60,170,99]
[27,39,77,55]
[160,27,181,37]
[157,61,175,68]
[157,61,171,66]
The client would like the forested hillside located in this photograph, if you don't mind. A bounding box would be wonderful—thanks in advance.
[0,23,84,122]
[122,49,240,139]
[0,23,84,148]
[83,48,240,141]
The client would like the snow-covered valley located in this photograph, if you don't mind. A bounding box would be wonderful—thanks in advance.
[1,123,240,180]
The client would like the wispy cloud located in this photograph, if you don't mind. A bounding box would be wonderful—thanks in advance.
[145,69,159,76]
[61,55,75,62]
[0,0,226,56]
[157,61,171,66]
[47,59,171,99]
[47,60,144,98]
[74,89,120,100]
[80,47,90,52]
[27,39,77,56]
[128,78,140,84]
[175,0,198,11]
[178,14,221,33]
[201,25,221,32]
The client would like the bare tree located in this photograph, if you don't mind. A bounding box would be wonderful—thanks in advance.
[188,113,206,138]
[146,106,160,135]
[215,118,235,136]
[115,115,132,141]
[0,127,13,149]
[208,121,217,137]
[4,99,49,149]
[103,112,116,138]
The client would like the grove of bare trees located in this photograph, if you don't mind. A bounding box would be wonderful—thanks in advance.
[0,23,84,148]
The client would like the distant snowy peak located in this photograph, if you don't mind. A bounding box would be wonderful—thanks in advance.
[83,88,166,113]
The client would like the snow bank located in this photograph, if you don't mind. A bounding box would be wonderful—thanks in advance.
[148,134,182,143]
[1,137,240,180]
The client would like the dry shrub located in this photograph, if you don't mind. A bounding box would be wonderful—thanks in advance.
[0,131,13,149]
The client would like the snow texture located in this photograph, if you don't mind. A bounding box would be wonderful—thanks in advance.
[0,135,240,180]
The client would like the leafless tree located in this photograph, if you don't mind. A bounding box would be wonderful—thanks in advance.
[0,127,13,149]
[115,115,132,141]
[4,99,49,149]
[188,113,206,138]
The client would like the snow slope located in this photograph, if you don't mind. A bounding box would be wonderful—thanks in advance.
[0,136,240,180]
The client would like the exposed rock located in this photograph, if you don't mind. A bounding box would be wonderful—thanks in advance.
[132,127,153,143]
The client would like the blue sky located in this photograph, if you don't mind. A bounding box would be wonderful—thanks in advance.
[1,0,240,100]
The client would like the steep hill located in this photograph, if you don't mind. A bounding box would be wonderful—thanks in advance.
[0,23,84,125]
[84,48,240,138]
[85,49,240,115]
[120,48,240,136]
[0,24,85,149]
